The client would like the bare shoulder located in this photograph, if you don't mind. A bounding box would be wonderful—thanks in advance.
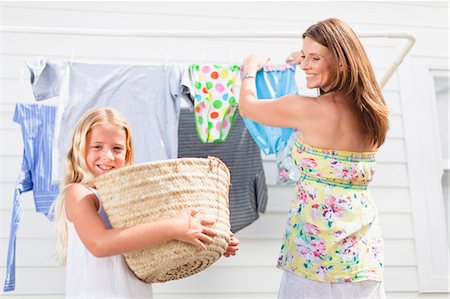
[286,94,331,112]
[283,94,320,104]
[309,93,350,117]
[299,93,373,151]
[280,94,323,114]
[280,94,331,126]
[64,183,99,220]
[64,183,94,202]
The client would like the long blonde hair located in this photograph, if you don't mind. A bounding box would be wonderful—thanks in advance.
[53,107,134,263]
[303,18,389,148]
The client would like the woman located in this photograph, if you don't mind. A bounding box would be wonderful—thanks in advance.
[239,18,388,298]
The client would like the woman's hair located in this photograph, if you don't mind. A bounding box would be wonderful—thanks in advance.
[53,107,134,263]
[303,18,389,148]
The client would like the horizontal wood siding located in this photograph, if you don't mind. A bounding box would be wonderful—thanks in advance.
[1,1,448,298]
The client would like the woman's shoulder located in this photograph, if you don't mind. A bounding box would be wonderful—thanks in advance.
[280,94,323,113]
[290,93,339,116]
[283,93,336,107]
[283,93,318,101]
[272,94,334,129]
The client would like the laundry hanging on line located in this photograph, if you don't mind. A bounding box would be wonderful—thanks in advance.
[242,64,298,155]
[183,64,241,143]
[178,108,268,232]
[4,103,60,292]
[27,57,192,183]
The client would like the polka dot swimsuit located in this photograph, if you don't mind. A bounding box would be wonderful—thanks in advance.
[190,64,240,143]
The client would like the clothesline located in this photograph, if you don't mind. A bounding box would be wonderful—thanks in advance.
[3,26,416,87]
[3,26,416,293]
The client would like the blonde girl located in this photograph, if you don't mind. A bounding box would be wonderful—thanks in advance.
[54,107,239,298]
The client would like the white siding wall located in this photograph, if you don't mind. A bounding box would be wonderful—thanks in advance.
[1,2,448,298]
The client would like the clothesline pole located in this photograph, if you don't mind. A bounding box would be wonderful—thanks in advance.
[2,26,415,88]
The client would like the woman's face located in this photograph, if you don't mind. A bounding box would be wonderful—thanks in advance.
[300,36,338,92]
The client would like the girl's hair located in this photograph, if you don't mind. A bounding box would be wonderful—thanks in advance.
[53,107,134,263]
[303,18,389,148]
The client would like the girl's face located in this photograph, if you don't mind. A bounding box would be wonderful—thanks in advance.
[85,125,127,178]
[300,36,338,92]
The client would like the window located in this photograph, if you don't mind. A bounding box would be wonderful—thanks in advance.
[400,59,449,292]
[433,73,450,240]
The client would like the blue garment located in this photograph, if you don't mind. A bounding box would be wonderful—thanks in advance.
[3,103,60,292]
[242,65,298,155]
[27,57,66,100]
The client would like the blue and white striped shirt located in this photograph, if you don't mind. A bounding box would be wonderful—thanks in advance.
[3,103,60,292]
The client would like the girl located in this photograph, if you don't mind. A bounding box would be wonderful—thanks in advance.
[53,107,239,298]
[239,18,387,298]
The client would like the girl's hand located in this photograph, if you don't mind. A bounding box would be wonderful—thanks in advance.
[223,232,240,257]
[286,51,303,65]
[173,209,218,250]
[242,54,270,73]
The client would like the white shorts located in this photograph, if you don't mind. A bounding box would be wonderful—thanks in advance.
[278,270,386,299]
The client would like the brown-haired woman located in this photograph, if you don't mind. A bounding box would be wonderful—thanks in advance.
[239,18,388,298]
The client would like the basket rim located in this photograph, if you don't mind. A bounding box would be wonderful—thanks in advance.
[94,156,229,186]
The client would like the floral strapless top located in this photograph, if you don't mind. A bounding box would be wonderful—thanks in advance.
[277,139,384,282]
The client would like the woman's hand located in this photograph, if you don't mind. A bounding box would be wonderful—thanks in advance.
[242,54,270,73]
[173,209,218,250]
[239,54,270,119]
[223,232,240,257]
[286,51,303,65]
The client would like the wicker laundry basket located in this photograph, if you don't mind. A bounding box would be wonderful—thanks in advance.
[94,156,231,283]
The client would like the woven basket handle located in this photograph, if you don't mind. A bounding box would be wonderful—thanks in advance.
[206,156,231,225]
[208,157,221,223]
[174,159,180,173]
[174,157,227,223]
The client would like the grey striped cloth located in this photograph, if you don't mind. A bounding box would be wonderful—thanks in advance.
[178,108,268,232]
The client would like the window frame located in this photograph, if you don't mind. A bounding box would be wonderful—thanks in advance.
[399,57,449,293]
[431,70,450,172]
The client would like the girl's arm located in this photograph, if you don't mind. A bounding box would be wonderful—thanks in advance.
[239,54,319,129]
[65,183,217,257]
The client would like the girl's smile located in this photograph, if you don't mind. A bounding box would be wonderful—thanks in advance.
[85,125,127,178]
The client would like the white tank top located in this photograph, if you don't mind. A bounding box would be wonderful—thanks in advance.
[65,187,153,298]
